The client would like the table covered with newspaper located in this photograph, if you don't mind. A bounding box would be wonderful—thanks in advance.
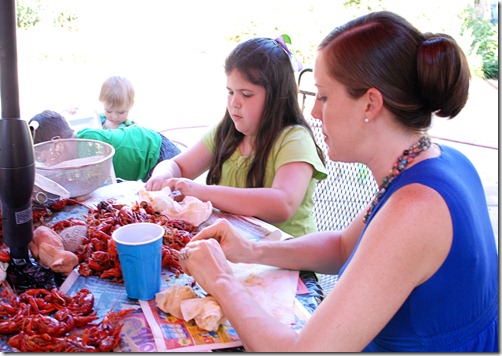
[0,181,319,352]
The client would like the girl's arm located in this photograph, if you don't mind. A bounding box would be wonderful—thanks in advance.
[145,140,212,191]
[166,161,313,223]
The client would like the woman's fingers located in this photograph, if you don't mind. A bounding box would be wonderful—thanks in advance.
[190,219,234,243]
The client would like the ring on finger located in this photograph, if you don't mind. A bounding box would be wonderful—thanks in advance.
[180,248,189,260]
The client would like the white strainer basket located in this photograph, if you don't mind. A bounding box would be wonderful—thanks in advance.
[34,138,115,198]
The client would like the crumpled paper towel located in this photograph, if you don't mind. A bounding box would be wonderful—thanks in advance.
[155,285,226,332]
[138,187,212,226]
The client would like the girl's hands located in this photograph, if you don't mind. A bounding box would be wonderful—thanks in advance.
[163,178,205,201]
[145,171,173,191]
[145,160,182,191]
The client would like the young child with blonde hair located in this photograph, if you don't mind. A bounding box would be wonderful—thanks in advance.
[98,76,136,129]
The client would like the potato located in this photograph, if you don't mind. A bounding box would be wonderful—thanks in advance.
[59,225,87,253]
[29,226,79,276]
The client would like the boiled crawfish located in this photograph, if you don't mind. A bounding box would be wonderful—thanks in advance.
[0,287,132,352]
[72,199,198,280]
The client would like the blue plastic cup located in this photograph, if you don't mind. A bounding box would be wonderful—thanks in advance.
[112,222,164,300]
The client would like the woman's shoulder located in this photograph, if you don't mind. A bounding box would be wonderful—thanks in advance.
[411,144,478,180]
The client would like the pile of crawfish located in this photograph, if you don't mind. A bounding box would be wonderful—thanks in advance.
[51,199,198,282]
[0,287,133,352]
[0,198,198,352]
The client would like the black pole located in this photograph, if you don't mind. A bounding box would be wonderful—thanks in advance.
[0,0,35,261]
[0,0,20,119]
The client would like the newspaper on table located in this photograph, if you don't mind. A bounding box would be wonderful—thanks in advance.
[59,270,241,352]
[59,263,309,352]
[64,181,310,352]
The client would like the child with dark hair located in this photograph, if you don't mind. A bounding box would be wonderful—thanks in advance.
[146,37,327,237]
[29,110,180,182]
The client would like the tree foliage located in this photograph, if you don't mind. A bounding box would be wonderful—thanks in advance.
[461,4,498,78]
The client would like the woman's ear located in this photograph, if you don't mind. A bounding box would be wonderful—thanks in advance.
[364,88,384,120]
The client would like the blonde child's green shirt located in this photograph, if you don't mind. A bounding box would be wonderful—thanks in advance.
[202,125,327,237]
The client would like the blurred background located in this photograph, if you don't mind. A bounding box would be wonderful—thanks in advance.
[11,0,499,132]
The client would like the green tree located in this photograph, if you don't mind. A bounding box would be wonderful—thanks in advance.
[461,4,498,78]
[16,0,43,29]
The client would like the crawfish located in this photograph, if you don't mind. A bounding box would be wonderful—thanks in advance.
[58,336,96,352]
[0,300,18,317]
[137,200,156,215]
[116,205,137,225]
[9,331,59,352]
[0,244,10,263]
[52,309,76,336]
[25,313,74,337]
[81,309,133,352]
[107,238,119,264]
[87,251,112,272]
[51,218,86,233]
[99,267,123,282]
[0,313,25,334]
[48,198,88,212]
[77,263,93,277]
[161,246,183,276]
[65,288,95,316]
[32,207,52,224]
[19,288,55,314]
[89,237,108,252]
[72,311,99,327]
[87,227,112,245]
[0,301,29,334]
[48,288,72,310]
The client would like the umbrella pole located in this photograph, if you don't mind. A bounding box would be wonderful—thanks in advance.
[0,0,20,119]
[0,0,35,261]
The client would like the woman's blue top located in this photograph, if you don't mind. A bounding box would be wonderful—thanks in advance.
[339,145,498,351]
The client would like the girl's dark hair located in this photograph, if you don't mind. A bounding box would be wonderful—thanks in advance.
[318,11,470,130]
[207,37,325,187]
[28,110,74,144]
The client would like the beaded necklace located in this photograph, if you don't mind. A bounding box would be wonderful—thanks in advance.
[363,136,432,223]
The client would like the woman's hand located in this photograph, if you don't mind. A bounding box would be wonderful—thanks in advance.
[190,219,256,264]
[178,238,236,296]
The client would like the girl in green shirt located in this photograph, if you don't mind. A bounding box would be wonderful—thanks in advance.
[146,37,326,237]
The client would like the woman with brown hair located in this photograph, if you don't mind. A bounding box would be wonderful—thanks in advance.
[176,11,498,352]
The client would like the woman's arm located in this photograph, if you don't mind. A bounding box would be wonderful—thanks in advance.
[191,218,356,275]
[145,140,212,191]
[182,184,453,351]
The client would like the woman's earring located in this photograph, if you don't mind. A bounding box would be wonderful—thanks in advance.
[364,117,369,123]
